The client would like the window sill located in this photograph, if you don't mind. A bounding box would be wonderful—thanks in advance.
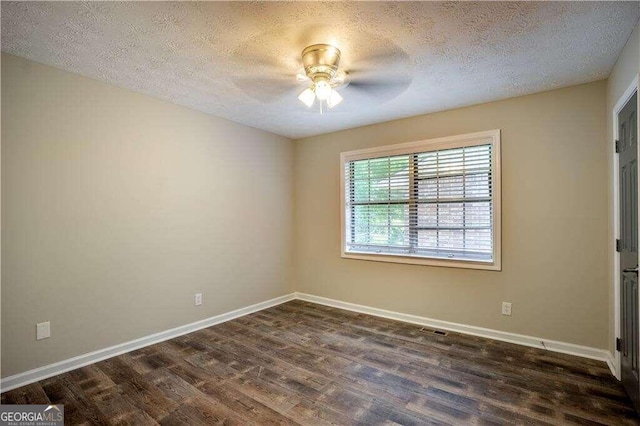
[342,251,501,271]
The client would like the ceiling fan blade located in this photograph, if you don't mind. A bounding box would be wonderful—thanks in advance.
[233,77,299,103]
[231,27,301,76]
[348,45,413,72]
[229,53,292,79]
[349,74,412,85]
[346,78,412,101]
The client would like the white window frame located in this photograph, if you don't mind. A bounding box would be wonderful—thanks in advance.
[340,129,501,271]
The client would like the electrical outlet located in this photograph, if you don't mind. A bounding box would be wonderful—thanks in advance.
[36,321,50,340]
[194,293,202,306]
[502,302,512,316]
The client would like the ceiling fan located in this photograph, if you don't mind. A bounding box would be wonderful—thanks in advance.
[296,44,348,110]
[231,30,413,110]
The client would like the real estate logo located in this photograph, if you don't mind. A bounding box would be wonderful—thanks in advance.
[0,404,64,426]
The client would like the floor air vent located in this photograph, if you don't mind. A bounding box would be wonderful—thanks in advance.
[420,327,448,336]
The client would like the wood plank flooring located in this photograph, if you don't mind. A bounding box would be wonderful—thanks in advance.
[2,300,638,425]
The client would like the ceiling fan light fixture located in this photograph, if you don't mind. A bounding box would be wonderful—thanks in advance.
[327,90,343,108]
[314,79,332,100]
[297,44,347,110]
[298,87,315,107]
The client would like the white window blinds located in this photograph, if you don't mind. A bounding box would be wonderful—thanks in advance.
[344,143,495,263]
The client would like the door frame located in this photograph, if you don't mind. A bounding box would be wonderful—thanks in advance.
[613,74,640,381]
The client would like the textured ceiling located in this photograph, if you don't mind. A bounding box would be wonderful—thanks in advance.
[2,2,639,139]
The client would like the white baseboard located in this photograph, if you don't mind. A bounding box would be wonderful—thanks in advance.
[608,351,620,380]
[294,292,617,377]
[1,291,618,392]
[0,293,296,392]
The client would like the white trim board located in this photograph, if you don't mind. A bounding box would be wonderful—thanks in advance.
[1,292,617,392]
[295,292,616,376]
[0,293,296,392]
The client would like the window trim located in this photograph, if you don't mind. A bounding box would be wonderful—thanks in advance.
[340,129,502,271]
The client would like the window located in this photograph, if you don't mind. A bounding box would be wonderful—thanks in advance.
[340,130,501,270]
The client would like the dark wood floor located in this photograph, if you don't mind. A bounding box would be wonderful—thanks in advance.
[2,300,638,425]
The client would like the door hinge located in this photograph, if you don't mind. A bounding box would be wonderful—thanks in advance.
[615,139,620,153]
[617,337,622,352]
[616,239,622,252]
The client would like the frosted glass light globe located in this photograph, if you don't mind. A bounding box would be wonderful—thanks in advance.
[314,80,332,100]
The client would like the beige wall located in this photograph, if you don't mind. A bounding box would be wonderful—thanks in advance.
[606,22,640,355]
[1,53,294,377]
[0,49,617,378]
[294,81,609,349]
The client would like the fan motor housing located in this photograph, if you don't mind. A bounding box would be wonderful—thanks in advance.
[302,44,341,82]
